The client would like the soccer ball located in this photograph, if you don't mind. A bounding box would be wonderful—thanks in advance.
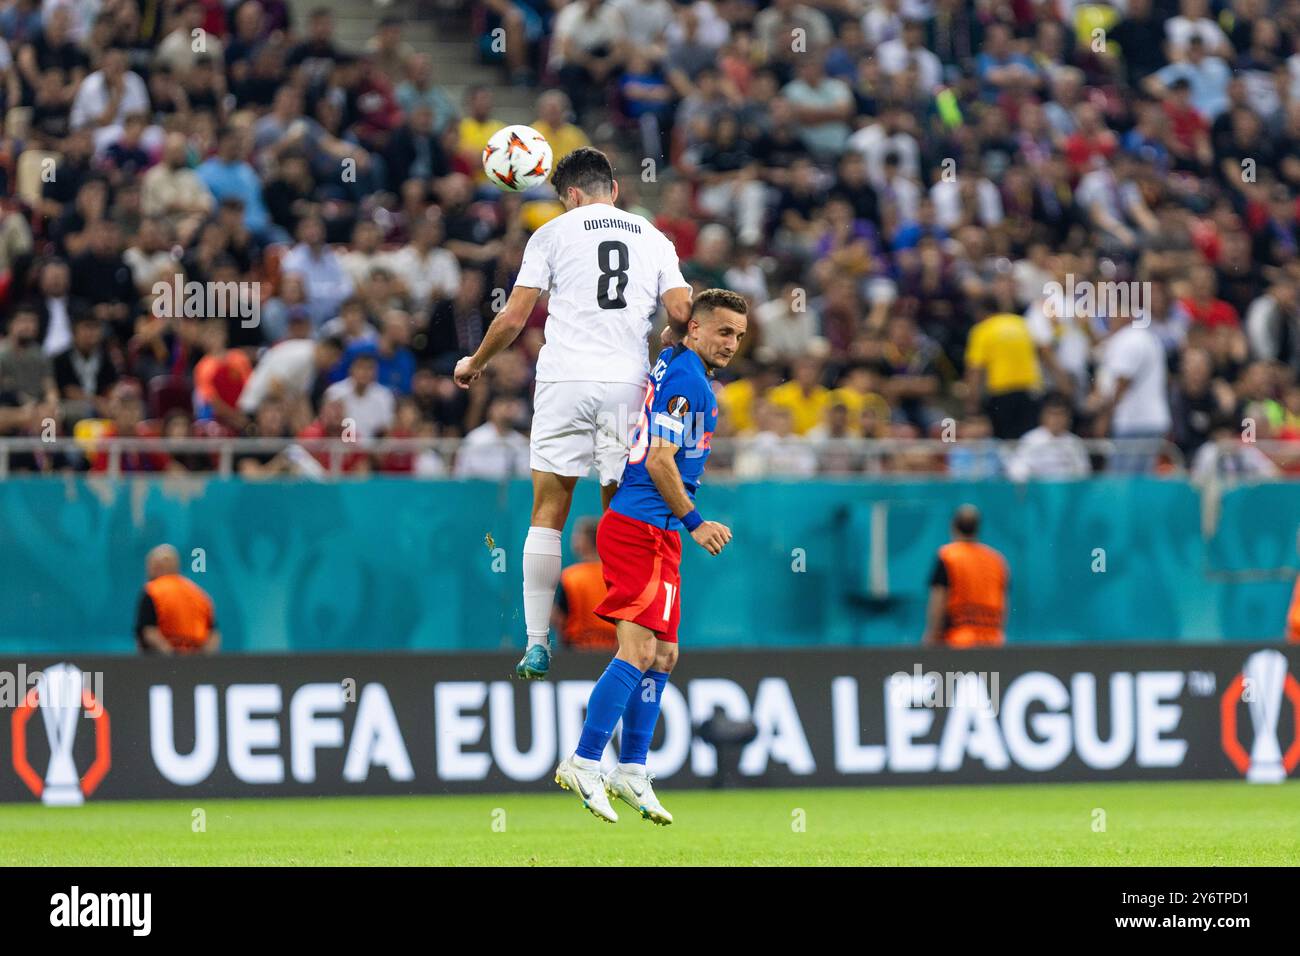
[482,124,554,192]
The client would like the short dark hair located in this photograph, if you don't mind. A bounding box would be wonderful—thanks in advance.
[690,288,749,320]
[550,147,615,198]
[1042,392,1072,414]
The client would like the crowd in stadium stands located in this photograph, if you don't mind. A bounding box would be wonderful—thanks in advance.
[1,0,1300,478]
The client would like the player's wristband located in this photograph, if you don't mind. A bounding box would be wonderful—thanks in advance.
[681,509,704,532]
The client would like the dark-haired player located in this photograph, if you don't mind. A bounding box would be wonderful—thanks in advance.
[553,289,747,824]
[455,146,692,680]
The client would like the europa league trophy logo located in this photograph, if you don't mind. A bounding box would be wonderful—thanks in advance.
[1243,650,1287,784]
[36,663,85,806]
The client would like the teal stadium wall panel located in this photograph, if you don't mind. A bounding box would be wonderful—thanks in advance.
[0,477,1295,653]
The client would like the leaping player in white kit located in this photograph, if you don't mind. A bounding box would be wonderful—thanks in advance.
[454,147,692,679]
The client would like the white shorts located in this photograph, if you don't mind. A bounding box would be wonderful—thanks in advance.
[530,379,648,485]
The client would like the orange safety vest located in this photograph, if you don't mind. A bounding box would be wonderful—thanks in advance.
[560,561,617,650]
[144,574,215,652]
[937,541,1008,648]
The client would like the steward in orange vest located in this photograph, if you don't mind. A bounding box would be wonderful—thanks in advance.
[136,544,220,655]
[923,505,1009,648]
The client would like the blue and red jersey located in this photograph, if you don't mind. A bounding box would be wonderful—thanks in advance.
[610,344,717,531]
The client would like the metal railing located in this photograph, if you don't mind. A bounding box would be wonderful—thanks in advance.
[0,435,1220,479]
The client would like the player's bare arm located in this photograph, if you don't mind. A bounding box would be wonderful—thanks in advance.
[140,625,176,656]
[921,585,946,647]
[659,286,693,346]
[644,438,731,555]
[453,285,541,388]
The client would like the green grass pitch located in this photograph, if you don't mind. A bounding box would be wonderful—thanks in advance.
[3,781,1297,866]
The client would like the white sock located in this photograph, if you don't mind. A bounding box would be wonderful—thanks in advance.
[572,754,600,771]
[523,526,563,648]
[617,762,647,776]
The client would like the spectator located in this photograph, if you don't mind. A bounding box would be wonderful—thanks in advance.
[422,269,488,372]
[780,51,854,161]
[766,355,830,436]
[1090,309,1173,471]
[366,14,414,82]
[322,352,394,439]
[234,400,295,478]
[457,85,505,182]
[548,0,624,124]
[875,315,945,433]
[385,105,452,195]
[733,401,818,476]
[1170,346,1237,458]
[192,319,252,430]
[531,90,591,166]
[1190,422,1281,480]
[287,7,344,93]
[280,215,354,328]
[141,132,213,242]
[965,302,1043,440]
[92,383,163,473]
[394,53,456,133]
[154,1,224,76]
[0,304,58,405]
[454,395,529,478]
[337,222,386,289]
[52,313,117,422]
[1180,265,1241,331]
[69,46,149,130]
[1005,394,1093,480]
[4,0,1300,485]
[197,126,281,244]
[947,415,1002,479]
[297,397,372,475]
[342,310,416,396]
[238,335,344,415]
[877,18,943,94]
[381,214,459,312]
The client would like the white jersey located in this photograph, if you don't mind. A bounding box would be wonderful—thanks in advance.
[515,205,688,386]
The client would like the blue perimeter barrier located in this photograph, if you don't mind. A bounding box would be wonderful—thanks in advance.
[0,476,1296,653]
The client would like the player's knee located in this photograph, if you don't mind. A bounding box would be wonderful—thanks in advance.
[621,641,656,671]
[654,643,678,673]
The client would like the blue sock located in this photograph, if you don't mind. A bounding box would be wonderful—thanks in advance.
[620,670,669,766]
[576,658,643,761]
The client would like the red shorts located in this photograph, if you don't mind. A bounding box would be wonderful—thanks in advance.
[593,509,682,643]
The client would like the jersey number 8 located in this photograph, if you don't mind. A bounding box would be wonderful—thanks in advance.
[596,240,629,310]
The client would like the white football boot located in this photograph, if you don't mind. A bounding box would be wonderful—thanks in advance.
[605,764,673,826]
[554,756,618,823]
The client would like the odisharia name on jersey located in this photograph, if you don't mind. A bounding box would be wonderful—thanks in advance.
[515,206,688,387]
[583,218,643,234]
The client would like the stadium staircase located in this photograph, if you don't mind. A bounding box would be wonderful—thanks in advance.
[286,0,538,125]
